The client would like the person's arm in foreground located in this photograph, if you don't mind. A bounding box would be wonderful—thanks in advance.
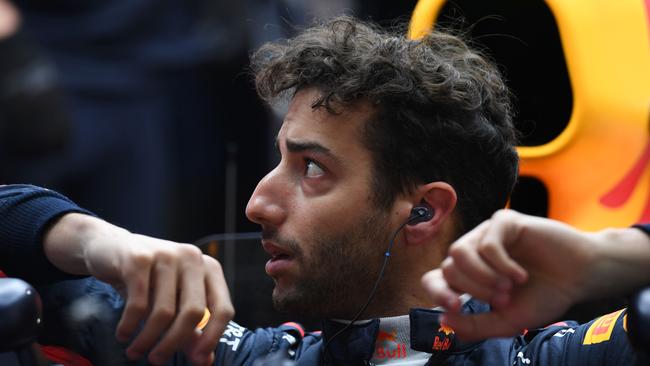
[421,209,650,341]
[0,184,234,366]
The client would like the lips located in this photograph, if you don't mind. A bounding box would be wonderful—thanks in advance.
[262,241,293,259]
[262,241,296,276]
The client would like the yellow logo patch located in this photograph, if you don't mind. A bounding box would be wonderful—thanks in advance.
[583,309,624,345]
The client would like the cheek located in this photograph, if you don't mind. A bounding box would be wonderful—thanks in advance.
[290,209,350,262]
[293,197,365,242]
[288,176,376,253]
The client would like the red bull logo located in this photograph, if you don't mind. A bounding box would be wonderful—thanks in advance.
[431,324,454,352]
[376,329,397,343]
[375,329,407,359]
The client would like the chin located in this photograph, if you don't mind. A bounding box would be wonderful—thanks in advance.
[272,287,332,317]
[273,290,361,320]
[271,287,301,313]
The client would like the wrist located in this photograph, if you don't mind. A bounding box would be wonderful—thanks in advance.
[44,213,128,275]
[585,227,650,300]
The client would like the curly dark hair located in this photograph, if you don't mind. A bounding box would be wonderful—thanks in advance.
[251,16,519,234]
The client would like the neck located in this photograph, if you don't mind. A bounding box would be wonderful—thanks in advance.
[359,251,443,318]
[355,270,437,319]
[339,232,447,320]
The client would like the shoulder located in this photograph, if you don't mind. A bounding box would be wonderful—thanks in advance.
[515,311,636,365]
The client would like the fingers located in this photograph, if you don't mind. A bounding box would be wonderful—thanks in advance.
[437,211,529,307]
[125,252,178,360]
[185,257,234,366]
[440,257,510,307]
[147,245,207,365]
[421,269,463,312]
[449,221,509,288]
[116,253,153,343]
[109,238,231,366]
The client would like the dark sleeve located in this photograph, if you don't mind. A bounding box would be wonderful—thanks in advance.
[0,184,94,286]
[516,309,638,365]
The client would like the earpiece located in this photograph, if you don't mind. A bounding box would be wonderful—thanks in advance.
[408,204,433,225]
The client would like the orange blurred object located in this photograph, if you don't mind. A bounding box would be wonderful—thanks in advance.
[197,308,211,330]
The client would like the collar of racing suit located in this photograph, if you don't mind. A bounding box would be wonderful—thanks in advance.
[319,298,488,365]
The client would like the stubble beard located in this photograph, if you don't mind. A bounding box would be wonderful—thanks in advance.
[271,210,392,319]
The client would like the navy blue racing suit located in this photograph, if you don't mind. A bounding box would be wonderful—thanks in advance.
[212,300,640,365]
[1,184,648,365]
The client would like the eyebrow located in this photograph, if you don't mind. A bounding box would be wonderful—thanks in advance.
[276,137,342,165]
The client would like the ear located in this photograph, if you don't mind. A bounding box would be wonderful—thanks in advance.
[403,182,457,246]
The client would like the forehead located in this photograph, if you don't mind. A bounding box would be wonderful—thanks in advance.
[279,88,374,150]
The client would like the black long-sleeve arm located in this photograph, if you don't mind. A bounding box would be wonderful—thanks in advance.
[0,184,92,286]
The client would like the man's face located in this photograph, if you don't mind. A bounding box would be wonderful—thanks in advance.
[245,88,395,318]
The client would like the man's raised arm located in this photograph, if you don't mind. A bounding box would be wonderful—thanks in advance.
[421,209,650,340]
[0,184,234,366]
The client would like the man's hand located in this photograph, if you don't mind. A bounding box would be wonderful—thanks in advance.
[44,213,234,366]
[421,209,650,341]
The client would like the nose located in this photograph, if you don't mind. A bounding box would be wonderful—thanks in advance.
[245,168,287,227]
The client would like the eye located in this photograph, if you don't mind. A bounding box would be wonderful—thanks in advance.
[305,159,325,178]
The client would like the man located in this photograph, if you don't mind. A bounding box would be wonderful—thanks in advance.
[1,15,650,366]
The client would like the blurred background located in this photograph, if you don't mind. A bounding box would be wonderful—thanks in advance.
[1,0,648,331]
